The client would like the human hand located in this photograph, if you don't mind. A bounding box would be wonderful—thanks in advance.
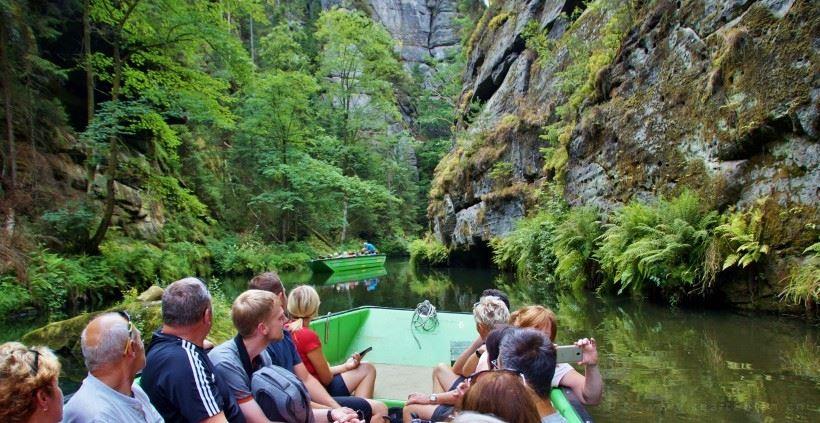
[330,407,361,423]
[406,392,431,405]
[575,337,598,366]
[345,353,362,371]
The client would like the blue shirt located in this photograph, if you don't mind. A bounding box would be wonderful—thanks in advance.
[141,331,245,423]
[63,373,163,423]
[363,243,376,253]
[266,329,302,373]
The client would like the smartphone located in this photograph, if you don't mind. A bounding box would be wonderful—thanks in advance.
[556,345,582,364]
[358,346,373,358]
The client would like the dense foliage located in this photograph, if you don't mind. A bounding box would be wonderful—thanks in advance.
[0,0,476,321]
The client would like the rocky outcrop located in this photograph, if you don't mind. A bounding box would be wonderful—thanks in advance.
[323,0,462,77]
[431,0,818,256]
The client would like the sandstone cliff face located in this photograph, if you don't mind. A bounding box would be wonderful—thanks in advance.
[322,0,462,77]
[430,0,818,253]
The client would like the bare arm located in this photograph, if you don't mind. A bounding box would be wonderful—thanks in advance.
[294,362,342,408]
[306,346,336,386]
[559,338,603,405]
[237,399,272,423]
[452,336,483,376]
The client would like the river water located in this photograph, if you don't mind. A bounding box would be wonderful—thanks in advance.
[223,258,819,422]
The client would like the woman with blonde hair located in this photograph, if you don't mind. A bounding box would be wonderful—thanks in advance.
[509,305,603,405]
[0,342,63,423]
[287,285,378,399]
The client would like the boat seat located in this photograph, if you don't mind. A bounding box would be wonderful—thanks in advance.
[373,364,432,400]
[449,340,472,364]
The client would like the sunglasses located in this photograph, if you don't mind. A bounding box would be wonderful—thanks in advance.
[116,310,136,356]
[28,349,40,375]
[467,369,527,385]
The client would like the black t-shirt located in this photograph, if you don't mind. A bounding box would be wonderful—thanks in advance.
[141,331,245,423]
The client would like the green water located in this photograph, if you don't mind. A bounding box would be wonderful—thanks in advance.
[224,259,820,422]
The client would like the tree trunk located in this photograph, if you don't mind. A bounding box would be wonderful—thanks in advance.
[84,0,94,125]
[339,195,348,244]
[249,16,255,65]
[88,41,122,253]
[0,18,17,191]
[84,0,97,193]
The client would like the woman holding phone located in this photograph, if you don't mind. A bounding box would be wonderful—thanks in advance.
[287,285,378,399]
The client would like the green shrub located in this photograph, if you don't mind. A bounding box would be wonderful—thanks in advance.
[409,235,449,266]
[780,241,819,309]
[491,210,562,282]
[0,280,33,317]
[554,206,603,290]
[206,235,310,274]
[39,201,99,251]
[597,191,719,300]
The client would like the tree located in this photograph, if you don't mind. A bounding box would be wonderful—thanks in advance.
[315,8,404,154]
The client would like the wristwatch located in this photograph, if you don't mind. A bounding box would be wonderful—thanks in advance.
[429,394,437,404]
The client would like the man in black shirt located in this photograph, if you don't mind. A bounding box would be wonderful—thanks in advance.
[141,277,245,423]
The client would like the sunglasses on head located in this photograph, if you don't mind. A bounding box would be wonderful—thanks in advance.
[28,349,40,375]
[116,310,136,355]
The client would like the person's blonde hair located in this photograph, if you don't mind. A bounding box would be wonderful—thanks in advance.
[287,285,320,331]
[510,305,557,341]
[473,296,510,329]
[233,290,280,337]
[0,342,61,423]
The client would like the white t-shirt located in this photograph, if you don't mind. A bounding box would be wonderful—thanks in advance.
[552,363,573,387]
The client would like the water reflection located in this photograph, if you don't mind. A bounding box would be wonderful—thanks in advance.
[174,260,820,421]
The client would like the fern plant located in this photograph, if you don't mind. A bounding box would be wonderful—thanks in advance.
[554,206,602,290]
[597,191,719,298]
[716,208,769,270]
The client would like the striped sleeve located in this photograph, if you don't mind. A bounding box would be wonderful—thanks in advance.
[181,340,222,418]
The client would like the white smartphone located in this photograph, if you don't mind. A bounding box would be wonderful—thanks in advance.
[556,345,582,364]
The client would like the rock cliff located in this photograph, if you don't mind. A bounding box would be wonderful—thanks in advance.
[430,0,817,251]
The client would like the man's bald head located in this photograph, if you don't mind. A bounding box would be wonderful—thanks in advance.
[81,312,132,372]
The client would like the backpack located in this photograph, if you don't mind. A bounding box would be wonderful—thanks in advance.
[251,366,315,423]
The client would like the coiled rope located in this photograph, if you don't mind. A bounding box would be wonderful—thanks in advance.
[411,299,439,349]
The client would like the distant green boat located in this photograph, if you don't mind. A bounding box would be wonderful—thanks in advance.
[310,306,588,422]
[314,267,387,285]
[308,254,386,273]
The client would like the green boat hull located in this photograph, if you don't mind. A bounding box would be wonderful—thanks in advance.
[308,254,386,273]
[309,306,586,423]
[314,267,387,285]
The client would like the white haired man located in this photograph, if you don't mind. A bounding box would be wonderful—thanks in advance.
[403,295,510,423]
[63,311,162,422]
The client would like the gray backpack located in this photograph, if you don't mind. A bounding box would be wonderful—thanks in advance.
[251,366,315,423]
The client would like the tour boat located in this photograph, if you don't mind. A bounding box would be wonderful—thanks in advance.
[310,306,590,422]
[308,254,387,273]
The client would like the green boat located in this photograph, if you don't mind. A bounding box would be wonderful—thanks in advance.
[314,267,388,285]
[308,254,386,273]
[309,306,588,423]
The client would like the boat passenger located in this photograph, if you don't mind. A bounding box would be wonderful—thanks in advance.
[405,296,510,423]
[454,369,541,423]
[498,328,567,422]
[362,242,377,254]
[287,286,379,399]
[432,294,510,393]
[141,277,245,422]
[500,306,602,405]
[249,272,387,422]
[63,312,162,423]
[0,342,63,423]
[209,289,362,423]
